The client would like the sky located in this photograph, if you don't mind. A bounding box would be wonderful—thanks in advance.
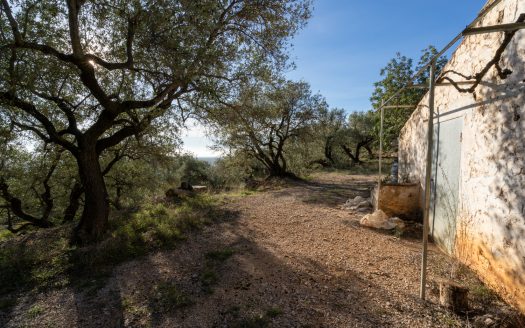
[182,0,488,157]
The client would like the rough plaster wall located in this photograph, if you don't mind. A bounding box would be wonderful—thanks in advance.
[398,0,525,313]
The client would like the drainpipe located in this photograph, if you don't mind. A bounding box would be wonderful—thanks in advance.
[420,62,436,300]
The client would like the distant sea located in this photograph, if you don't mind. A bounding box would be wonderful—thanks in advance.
[198,157,220,165]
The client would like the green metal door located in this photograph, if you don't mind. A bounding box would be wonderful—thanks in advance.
[430,116,463,254]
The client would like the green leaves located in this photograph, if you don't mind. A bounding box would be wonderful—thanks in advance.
[370,46,447,150]
[0,0,311,237]
[205,79,326,177]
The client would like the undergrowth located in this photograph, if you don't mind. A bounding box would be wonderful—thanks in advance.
[310,158,393,176]
[0,194,221,297]
[155,281,193,310]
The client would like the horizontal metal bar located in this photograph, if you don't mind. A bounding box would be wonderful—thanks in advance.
[383,105,417,109]
[463,22,525,36]
[411,81,477,88]
[437,81,477,86]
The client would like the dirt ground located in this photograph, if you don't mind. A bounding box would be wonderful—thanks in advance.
[1,172,521,327]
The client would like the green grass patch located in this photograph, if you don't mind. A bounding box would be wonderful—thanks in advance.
[217,189,258,200]
[0,230,74,294]
[122,297,149,316]
[317,158,393,176]
[470,284,498,305]
[71,195,220,277]
[0,229,13,242]
[200,268,218,294]
[155,281,193,310]
[26,304,44,319]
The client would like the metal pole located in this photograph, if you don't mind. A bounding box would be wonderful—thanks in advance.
[420,62,436,300]
[383,105,417,109]
[377,99,384,208]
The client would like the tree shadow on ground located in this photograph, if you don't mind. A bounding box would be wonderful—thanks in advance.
[0,201,241,328]
[111,214,392,328]
[271,179,376,208]
[0,201,401,327]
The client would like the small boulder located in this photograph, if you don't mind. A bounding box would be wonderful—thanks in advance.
[343,196,372,211]
[360,210,405,230]
[165,182,198,202]
[472,314,501,328]
[165,188,194,203]
[347,195,365,205]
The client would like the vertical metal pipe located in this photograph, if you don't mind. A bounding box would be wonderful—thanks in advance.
[420,62,436,300]
[378,100,385,208]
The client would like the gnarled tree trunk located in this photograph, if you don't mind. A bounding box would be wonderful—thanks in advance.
[63,182,83,223]
[341,138,374,165]
[324,136,335,165]
[341,144,360,165]
[73,146,109,244]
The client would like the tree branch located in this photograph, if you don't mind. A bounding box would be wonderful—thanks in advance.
[32,91,82,137]
[437,14,524,93]
[0,0,22,43]
[62,181,83,223]
[85,15,138,70]
[0,178,53,228]
[66,0,84,57]
[0,92,78,153]
[121,82,184,110]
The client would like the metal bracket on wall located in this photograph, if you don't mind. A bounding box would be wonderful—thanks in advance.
[462,20,525,36]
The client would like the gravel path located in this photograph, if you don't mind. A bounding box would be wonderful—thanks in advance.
[3,172,516,327]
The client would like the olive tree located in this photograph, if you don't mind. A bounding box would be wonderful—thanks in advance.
[0,0,310,242]
[309,107,345,167]
[206,80,325,178]
[339,110,375,165]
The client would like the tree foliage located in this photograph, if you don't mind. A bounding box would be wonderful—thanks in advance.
[338,111,375,164]
[309,107,345,167]
[370,46,447,150]
[0,0,311,242]
[206,80,326,177]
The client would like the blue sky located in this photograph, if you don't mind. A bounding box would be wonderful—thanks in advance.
[183,0,487,157]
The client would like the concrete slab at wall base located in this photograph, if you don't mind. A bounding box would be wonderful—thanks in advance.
[398,0,525,313]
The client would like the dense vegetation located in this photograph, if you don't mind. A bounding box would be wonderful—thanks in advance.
[0,0,311,242]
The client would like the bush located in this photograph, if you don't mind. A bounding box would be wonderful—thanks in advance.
[206,156,248,190]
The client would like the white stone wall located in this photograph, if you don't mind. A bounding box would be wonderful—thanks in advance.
[399,0,525,312]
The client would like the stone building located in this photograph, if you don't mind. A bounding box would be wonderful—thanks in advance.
[398,0,525,312]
